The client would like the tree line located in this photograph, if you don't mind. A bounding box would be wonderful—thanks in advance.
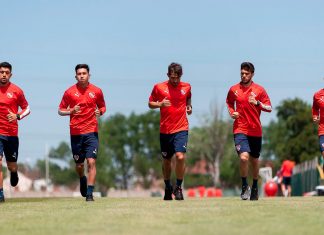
[35,98,318,193]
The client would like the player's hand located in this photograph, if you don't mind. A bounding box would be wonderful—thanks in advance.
[186,105,192,115]
[248,94,258,105]
[313,116,320,123]
[71,104,81,114]
[7,110,18,122]
[231,112,239,119]
[160,97,171,107]
[95,108,101,117]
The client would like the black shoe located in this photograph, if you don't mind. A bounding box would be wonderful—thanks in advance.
[241,185,251,200]
[86,194,94,202]
[250,187,259,201]
[80,176,87,197]
[164,186,173,200]
[0,196,4,203]
[10,171,19,187]
[173,186,184,200]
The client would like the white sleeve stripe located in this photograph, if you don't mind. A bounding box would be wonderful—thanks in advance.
[20,106,30,119]
[260,102,272,111]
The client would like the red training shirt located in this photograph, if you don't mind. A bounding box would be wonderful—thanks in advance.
[59,83,106,135]
[226,82,272,137]
[0,82,30,136]
[149,81,191,134]
[312,89,324,136]
[280,160,295,177]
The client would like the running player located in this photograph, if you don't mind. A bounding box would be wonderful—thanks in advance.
[312,88,324,173]
[280,159,295,197]
[58,64,106,202]
[148,62,192,200]
[226,62,272,201]
[0,62,30,202]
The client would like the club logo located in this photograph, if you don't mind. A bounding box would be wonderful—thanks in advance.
[74,92,80,97]
[162,152,167,157]
[320,96,324,102]
[235,145,241,151]
[181,89,186,95]
[73,155,79,161]
[93,148,97,155]
[7,92,13,98]
[250,91,257,97]
[89,92,95,98]
[12,152,17,159]
[234,90,239,96]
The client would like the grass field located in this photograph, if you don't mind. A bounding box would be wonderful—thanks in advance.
[0,197,323,235]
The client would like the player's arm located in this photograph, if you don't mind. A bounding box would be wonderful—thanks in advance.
[312,95,320,123]
[226,89,239,119]
[58,92,80,116]
[254,89,272,113]
[148,85,170,109]
[7,91,31,122]
[95,89,106,117]
[186,89,192,115]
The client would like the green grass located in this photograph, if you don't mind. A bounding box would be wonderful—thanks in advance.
[0,197,323,235]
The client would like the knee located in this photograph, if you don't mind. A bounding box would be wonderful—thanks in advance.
[176,153,185,161]
[87,159,96,169]
[240,154,249,163]
[76,163,84,171]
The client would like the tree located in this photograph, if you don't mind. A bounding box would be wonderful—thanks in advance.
[188,106,232,186]
[263,98,318,164]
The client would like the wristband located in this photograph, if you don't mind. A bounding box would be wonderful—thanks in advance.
[256,101,260,106]
[16,114,21,120]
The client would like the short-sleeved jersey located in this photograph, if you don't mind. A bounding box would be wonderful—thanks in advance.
[312,89,324,136]
[0,82,30,136]
[280,160,295,177]
[149,81,191,134]
[226,82,272,137]
[59,83,106,135]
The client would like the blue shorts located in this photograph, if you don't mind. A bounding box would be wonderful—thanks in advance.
[234,133,262,158]
[0,135,19,162]
[160,131,188,159]
[70,132,98,164]
[319,135,324,152]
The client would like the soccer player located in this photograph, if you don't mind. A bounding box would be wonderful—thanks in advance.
[280,159,295,197]
[58,64,106,202]
[0,62,30,202]
[312,88,324,173]
[226,62,272,201]
[148,62,192,200]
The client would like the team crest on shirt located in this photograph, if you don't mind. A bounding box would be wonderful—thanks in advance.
[74,92,80,97]
[235,145,241,151]
[89,92,96,98]
[7,92,13,98]
[234,90,239,96]
[320,96,324,102]
[164,89,169,94]
[180,89,186,95]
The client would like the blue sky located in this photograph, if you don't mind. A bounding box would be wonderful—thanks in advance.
[1,0,324,164]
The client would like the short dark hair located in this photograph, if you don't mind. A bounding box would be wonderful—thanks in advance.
[0,62,12,72]
[75,64,90,73]
[168,62,183,77]
[241,62,255,73]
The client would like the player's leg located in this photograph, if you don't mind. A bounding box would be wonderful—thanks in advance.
[160,133,174,200]
[84,133,99,202]
[71,135,87,197]
[234,134,251,200]
[248,136,262,201]
[0,146,4,202]
[4,137,19,187]
[173,131,188,200]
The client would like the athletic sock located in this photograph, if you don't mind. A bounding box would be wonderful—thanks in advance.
[87,185,94,196]
[164,180,172,189]
[0,188,3,197]
[242,177,248,187]
[252,179,258,189]
[80,175,87,183]
[176,179,183,187]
